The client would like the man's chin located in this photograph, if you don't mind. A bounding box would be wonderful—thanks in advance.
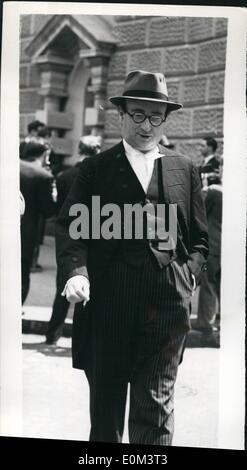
[136,138,157,152]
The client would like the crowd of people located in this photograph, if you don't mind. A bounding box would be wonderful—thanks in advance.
[19,122,102,312]
[19,70,222,445]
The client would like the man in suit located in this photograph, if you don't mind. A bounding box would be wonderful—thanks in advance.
[20,123,53,273]
[193,160,223,347]
[56,70,208,445]
[20,142,56,303]
[199,137,220,187]
[19,120,45,159]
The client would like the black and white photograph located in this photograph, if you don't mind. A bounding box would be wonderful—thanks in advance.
[0,1,246,461]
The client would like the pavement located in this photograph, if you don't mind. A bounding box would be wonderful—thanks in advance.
[22,236,220,448]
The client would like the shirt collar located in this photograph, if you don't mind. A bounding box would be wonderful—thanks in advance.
[123,139,165,160]
[204,154,215,165]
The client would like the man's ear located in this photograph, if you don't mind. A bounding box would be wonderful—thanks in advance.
[118,106,124,123]
[164,106,169,121]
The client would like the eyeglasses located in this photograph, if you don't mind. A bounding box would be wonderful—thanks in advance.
[125,110,166,127]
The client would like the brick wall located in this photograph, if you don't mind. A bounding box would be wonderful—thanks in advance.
[19,15,52,137]
[105,15,227,162]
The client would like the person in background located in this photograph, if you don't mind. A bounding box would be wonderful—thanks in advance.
[198,137,221,188]
[25,120,46,143]
[20,142,56,304]
[20,120,45,159]
[56,135,102,212]
[20,122,55,271]
[30,125,54,273]
[55,70,208,445]
[45,135,102,345]
[192,159,223,348]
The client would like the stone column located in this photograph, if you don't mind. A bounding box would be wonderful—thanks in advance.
[34,53,74,136]
[83,55,113,136]
[34,53,75,155]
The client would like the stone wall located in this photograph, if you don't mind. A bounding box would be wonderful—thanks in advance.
[105,15,227,162]
[19,15,53,137]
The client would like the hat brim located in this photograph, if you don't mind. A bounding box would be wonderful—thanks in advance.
[109,95,182,111]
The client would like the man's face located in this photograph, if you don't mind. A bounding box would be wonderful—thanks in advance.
[200,140,211,158]
[37,125,46,136]
[119,99,167,153]
[30,129,38,137]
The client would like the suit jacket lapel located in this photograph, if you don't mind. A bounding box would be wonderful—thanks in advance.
[101,141,145,205]
[160,155,171,204]
[158,145,187,205]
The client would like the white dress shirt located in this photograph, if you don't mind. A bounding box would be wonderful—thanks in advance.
[123,139,164,193]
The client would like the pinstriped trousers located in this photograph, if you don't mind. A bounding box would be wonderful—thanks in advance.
[84,252,193,446]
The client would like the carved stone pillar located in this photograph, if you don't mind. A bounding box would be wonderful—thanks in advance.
[83,55,113,135]
[34,52,74,153]
[36,54,73,98]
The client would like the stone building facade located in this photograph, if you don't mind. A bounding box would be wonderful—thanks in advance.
[20,14,227,164]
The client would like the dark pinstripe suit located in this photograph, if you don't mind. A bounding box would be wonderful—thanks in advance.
[56,141,208,445]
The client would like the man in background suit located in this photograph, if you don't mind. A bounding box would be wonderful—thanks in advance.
[56,70,208,445]
[20,143,56,303]
[199,137,220,187]
[19,120,45,159]
[193,159,223,347]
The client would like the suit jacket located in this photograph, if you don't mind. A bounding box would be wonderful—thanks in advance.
[20,161,56,262]
[56,163,83,212]
[198,155,220,186]
[56,141,208,286]
[204,184,222,257]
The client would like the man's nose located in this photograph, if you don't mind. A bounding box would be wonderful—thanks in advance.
[140,117,152,131]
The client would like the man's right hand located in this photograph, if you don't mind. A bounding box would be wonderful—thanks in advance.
[61,275,90,305]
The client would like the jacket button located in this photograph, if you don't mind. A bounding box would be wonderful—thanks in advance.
[122,183,128,189]
[72,257,78,262]
[119,167,125,172]
[116,153,121,159]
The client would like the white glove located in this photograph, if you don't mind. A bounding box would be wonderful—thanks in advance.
[61,275,90,305]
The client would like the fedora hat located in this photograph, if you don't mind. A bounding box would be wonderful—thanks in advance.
[109,70,182,112]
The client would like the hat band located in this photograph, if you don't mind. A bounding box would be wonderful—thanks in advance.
[123,89,169,101]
